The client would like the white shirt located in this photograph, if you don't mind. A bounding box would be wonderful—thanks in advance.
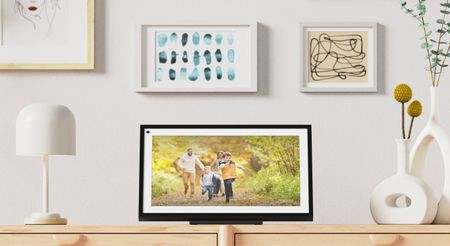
[178,153,204,173]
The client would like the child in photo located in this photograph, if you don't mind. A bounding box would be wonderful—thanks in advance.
[201,166,220,201]
[219,152,245,203]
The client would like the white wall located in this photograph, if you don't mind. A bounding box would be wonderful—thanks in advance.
[0,0,449,224]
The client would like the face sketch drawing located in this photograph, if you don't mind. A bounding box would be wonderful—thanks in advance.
[14,0,61,35]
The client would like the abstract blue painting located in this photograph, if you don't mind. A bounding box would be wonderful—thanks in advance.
[137,23,257,92]
[155,31,237,83]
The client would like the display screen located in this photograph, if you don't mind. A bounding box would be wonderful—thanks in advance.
[140,126,311,216]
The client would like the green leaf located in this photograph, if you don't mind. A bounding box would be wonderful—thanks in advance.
[431,49,446,56]
[430,38,447,43]
[432,62,439,68]
[421,43,433,49]
[432,57,442,62]
[419,23,429,28]
[437,29,447,33]
[426,30,433,36]
[441,10,450,14]
[441,2,450,7]
[441,64,449,67]
[437,19,446,24]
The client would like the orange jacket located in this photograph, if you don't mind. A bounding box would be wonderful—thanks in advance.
[221,163,237,180]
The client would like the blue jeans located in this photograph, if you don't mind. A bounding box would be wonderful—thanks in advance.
[202,185,214,199]
[224,178,235,200]
[213,176,221,194]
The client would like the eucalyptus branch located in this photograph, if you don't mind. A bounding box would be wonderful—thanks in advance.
[420,17,436,85]
[433,0,449,83]
[400,0,450,86]
[436,44,450,86]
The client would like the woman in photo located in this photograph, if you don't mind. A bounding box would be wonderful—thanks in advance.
[210,151,225,197]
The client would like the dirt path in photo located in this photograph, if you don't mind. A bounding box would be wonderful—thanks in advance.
[152,188,299,206]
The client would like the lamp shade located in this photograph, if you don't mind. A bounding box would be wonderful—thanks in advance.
[16,104,76,156]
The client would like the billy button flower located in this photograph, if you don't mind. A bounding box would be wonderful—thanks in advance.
[407,100,423,139]
[394,83,413,139]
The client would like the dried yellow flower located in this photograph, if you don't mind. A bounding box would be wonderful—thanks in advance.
[394,83,413,103]
[408,100,422,117]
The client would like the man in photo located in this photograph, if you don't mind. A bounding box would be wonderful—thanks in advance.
[177,148,205,196]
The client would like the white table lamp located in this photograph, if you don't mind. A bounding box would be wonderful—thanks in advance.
[16,103,76,225]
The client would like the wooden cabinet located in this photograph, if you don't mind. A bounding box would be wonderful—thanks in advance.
[0,226,218,246]
[233,225,450,246]
[1,225,450,246]
[236,234,450,246]
[0,234,216,246]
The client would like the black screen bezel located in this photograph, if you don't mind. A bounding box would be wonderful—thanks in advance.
[138,125,313,222]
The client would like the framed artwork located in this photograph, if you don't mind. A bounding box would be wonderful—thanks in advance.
[300,23,378,92]
[0,0,94,70]
[135,23,258,92]
[139,125,313,223]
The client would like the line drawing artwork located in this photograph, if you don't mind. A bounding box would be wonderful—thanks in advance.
[14,0,61,36]
[309,32,367,82]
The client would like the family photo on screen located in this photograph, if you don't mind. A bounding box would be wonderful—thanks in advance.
[150,136,301,206]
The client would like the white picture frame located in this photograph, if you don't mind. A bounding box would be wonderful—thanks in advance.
[0,0,94,70]
[135,22,258,92]
[300,23,378,92]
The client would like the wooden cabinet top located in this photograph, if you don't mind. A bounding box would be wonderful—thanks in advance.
[1,225,450,234]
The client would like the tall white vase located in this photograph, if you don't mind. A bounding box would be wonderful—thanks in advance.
[410,87,450,224]
[370,139,437,224]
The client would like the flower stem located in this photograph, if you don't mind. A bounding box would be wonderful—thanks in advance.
[407,117,415,139]
[402,103,406,139]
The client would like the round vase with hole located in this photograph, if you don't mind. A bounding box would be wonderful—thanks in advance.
[409,87,450,224]
[370,139,438,224]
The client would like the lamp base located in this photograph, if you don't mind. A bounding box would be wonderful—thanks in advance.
[24,213,67,225]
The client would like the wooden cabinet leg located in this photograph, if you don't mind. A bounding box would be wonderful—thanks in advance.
[219,225,234,246]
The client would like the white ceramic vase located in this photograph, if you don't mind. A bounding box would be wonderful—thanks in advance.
[410,87,450,224]
[370,139,437,224]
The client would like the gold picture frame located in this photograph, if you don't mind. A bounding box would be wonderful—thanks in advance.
[0,0,95,70]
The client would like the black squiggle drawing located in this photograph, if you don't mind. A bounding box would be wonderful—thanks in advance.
[309,33,367,81]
